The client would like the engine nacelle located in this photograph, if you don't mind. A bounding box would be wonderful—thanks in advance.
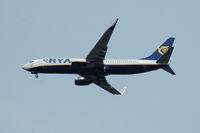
[74,77,92,86]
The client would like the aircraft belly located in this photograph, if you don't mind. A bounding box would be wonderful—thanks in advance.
[105,65,161,74]
[29,65,77,74]
[28,64,162,75]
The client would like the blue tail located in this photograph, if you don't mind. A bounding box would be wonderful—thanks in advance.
[142,37,175,60]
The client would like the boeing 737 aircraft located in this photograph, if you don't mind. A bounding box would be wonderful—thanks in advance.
[22,19,175,95]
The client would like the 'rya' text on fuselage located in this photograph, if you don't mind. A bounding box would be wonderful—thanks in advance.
[44,58,71,64]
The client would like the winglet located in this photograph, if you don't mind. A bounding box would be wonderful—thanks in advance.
[108,18,119,30]
[113,18,119,25]
[119,86,127,95]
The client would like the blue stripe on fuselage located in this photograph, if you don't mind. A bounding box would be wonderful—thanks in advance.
[104,64,165,74]
[27,65,76,74]
[27,64,166,75]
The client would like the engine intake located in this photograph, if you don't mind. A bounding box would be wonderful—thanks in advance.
[75,77,92,86]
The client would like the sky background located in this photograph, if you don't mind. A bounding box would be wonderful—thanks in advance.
[0,0,200,133]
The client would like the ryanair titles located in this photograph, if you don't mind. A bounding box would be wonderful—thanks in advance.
[43,58,71,64]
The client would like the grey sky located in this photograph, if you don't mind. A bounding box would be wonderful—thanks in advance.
[0,0,199,133]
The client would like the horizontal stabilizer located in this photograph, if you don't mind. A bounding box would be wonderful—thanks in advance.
[162,65,176,75]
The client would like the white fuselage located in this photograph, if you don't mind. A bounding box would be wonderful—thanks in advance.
[22,58,158,70]
[22,58,165,76]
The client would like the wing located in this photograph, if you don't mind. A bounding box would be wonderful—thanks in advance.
[86,18,118,63]
[80,74,126,95]
[80,19,126,95]
[95,77,127,95]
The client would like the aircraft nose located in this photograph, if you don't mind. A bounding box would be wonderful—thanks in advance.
[22,63,31,70]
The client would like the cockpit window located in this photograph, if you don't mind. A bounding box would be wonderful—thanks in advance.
[29,61,34,63]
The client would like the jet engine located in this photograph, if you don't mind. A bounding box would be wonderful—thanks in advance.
[74,77,92,86]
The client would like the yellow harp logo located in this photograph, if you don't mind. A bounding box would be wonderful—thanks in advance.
[158,46,169,55]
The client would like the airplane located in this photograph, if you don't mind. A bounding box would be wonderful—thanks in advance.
[22,18,175,95]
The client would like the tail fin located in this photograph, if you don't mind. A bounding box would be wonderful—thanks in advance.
[156,44,175,75]
[142,37,176,75]
[157,47,174,63]
[142,37,175,60]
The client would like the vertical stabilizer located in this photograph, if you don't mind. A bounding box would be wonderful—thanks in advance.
[157,47,174,63]
[142,38,175,60]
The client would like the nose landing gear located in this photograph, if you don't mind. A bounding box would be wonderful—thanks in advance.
[31,71,39,78]
[35,73,38,78]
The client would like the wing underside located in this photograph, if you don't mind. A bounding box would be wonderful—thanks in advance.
[95,77,127,95]
[79,74,126,95]
[86,18,118,62]
[78,19,127,95]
